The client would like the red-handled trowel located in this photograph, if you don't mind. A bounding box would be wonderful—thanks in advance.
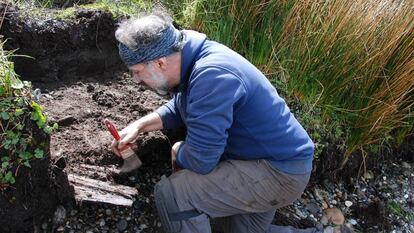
[103,119,142,173]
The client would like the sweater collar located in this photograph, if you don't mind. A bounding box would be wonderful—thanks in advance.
[176,30,207,93]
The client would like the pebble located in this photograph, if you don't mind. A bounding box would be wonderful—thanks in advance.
[349,219,357,225]
[99,219,106,227]
[116,219,128,232]
[53,206,66,225]
[345,201,353,207]
[295,208,308,219]
[331,199,337,205]
[402,162,411,169]
[70,209,78,216]
[105,209,112,216]
[305,201,320,215]
[364,170,374,180]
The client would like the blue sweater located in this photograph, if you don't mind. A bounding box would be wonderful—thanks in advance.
[156,30,314,175]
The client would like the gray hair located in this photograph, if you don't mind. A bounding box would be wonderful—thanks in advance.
[115,12,182,51]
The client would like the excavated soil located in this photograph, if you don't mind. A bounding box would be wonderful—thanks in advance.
[40,70,176,233]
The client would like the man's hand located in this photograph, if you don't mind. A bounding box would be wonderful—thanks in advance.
[111,120,141,157]
[110,112,163,157]
[171,141,184,172]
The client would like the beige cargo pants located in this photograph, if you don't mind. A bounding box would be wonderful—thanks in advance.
[167,159,313,233]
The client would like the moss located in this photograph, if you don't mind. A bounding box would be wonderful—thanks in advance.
[52,7,76,20]
[13,0,153,21]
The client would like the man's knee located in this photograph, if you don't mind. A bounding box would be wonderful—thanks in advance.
[154,175,202,233]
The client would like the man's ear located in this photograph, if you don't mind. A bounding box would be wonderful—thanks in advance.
[154,57,168,70]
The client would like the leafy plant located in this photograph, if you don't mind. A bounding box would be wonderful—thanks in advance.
[0,41,57,190]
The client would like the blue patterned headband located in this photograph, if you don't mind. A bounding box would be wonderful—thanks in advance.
[118,24,182,67]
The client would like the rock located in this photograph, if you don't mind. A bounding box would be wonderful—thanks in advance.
[349,219,357,225]
[401,162,411,169]
[86,84,95,92]
[331,199,338,205]
[320,215,329,225]
[53,206,66,226]
[313,188,324,201]
[105,209,112,216]
[58,115,77,126]
[322,200,329,209]
[42,222,48,230]
[306,201,320,215]
[70,209,77,216]
[364,170,374,180]
[99,219,106,227]
[116,219,128,232]
[295,209,308,219]
[324,208,345,225]
[345,201,353,207]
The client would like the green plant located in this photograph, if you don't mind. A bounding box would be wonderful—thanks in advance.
[387,201,413,221]
[174,0,414,163]
[0,41,57,190]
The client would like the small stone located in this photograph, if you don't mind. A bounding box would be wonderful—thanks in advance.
[314,188,323,201]
[404,194,409,199]
[295,209,308,219]
[86,84,95,92]
[305,201,320,215]
[116,219,128,232]
[105,209,112,216]
[129,176,136,181]
[349,219,357,225]
[401,162,411,169]
[53,206,66,225]
[57,116,77,126]
[324,208,345,225]
[320,215,329,225]
[345,201,353,207]
[56,226,65,232]
[70,209,78,216]
[42,223,48,230]
[331,199,338,205]
[99,219,106,227]
[139,224,148,229]
[322,201,329,209]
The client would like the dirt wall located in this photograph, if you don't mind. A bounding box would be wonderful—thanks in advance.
[0,2,123,84]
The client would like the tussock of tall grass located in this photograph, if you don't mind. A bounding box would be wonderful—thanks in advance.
[172,0,413,157]
[276,0,414,156]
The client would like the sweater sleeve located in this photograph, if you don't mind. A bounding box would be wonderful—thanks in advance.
[175,66,247,174]
[156,96,184,129]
